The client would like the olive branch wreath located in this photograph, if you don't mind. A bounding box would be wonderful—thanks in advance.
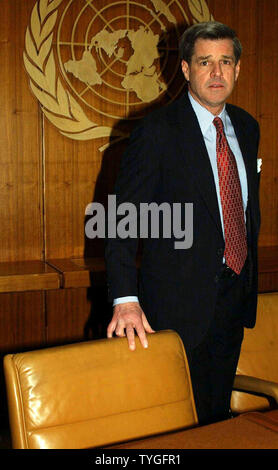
[23,0,213,151]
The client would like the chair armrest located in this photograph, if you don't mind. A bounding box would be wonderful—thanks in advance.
[233,375,278,405]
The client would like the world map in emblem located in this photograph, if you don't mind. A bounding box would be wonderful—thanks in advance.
[56,0,190,121]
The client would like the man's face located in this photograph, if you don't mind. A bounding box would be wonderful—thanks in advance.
[181,38,240,115]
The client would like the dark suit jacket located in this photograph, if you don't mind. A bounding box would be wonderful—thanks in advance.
[105,93,260,349]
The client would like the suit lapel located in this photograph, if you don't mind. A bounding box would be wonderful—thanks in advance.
[226,104,257,215]
[175,94,223,236]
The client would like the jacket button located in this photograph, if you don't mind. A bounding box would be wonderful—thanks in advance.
[217,248,223,256]
[214,275,219,283]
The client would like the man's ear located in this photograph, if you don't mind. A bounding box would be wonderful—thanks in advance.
[235,59,241,81]
[181,59,190,82]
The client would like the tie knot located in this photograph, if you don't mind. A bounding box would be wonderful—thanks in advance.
[213,116,224,134]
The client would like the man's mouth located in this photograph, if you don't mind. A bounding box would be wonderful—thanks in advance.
[208,83,224,88]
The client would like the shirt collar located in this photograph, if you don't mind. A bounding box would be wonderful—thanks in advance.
[188,91,227,135]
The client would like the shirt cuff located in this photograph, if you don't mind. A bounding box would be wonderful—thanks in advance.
[113,296,139,306]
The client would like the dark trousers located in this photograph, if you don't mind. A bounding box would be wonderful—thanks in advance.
[187,263,247,426]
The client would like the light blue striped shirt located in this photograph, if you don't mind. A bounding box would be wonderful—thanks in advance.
[113,92,248,306]
[188,92,248,232]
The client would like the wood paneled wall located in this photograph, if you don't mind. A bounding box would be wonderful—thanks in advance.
[0,0,277,359]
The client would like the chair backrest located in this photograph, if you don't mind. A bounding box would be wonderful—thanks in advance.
[4,330,198,449]
[231,292,278,413]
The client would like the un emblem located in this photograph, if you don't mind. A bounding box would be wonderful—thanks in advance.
[24,0,213,150]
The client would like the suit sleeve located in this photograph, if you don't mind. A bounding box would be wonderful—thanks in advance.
[105,118,161,302]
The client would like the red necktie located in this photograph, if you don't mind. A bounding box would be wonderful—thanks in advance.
[213,117,247,274]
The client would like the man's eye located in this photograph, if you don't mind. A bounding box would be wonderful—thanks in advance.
[200,61,209,66]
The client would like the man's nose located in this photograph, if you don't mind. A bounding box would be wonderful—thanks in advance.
[210,62,223,77]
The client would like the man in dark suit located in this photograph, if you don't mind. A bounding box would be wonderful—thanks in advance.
[105,21,260,425]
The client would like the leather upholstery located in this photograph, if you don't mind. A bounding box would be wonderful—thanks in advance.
[231,292,278,413]
[3,330,198,449]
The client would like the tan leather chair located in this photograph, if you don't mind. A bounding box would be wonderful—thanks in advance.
[3,330,198,449]
[232,292,278,413]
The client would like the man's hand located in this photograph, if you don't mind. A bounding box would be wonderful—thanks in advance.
[107,302,155,351]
